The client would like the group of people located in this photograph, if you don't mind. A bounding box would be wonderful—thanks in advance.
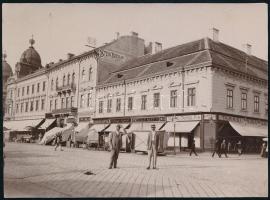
[212,139,243,158]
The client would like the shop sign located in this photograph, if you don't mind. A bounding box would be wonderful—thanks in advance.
[203,114,217,120]
[132,116,166,122]
[93,119,110,124]
[79,117,91,122]
[110,118,131,123]
[167,115,201,122]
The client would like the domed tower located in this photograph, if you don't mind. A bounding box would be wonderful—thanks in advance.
[15,36,42,78]
[2,52,13,117]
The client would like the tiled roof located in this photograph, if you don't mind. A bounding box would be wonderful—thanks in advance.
[98,38,268,86]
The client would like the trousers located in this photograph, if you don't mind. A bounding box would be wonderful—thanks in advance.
[148,142,157,168]
[109,149,120,168]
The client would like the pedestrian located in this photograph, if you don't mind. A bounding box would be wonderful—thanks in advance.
[54,132,63,151]
[220,139,228,158]
[236,140,243,156]
[108,124,127,169]
[189,139,198,156]
[227,141,232,153]
[38,133,42,142]
[260,142,267,158]
[146,124,160,170]
[212,139,221,158]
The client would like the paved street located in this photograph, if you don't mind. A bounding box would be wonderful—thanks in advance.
[4,142,268,197]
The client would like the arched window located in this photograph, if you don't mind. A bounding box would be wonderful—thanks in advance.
[89,67,92,81]
[72,73,75,85]
[63,75,66,86]
[82,68,85,81]
[56,77,59,89]
[67,74,70,85]
[51,79,54,90]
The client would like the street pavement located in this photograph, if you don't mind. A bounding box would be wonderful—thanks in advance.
[3,142,268,197]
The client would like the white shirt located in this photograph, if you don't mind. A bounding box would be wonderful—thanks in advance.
[151,130,156,142]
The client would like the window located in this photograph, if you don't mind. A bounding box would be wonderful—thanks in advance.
[16,104,19,113]
[61,98,65,108]
[128,97,133,111]
[72,73,75,84]
[41,99,45,110]
[153,93,160,108]
[141,95,147,110]
[63,75,66,86]
[21,103,23,113]
[80,94,84,108]
[22,87,25,96]
[37,83,40,93]
[107,99,112,113]
[89,67,92,81]
[82,68,86,81]
[226,89,233,109]
[56,78,59,89]
[43,81,46,91]
[116,98,121,112]
[99,101,103,113]
[66,97,69,108]
[254,95,260,112]
[87,93,91,107]
[71,96,74,107]
[51,79,54,90]
[170,90,177,108]
[265,96,268,115]
[32,84,35,94]
[17,88,20,97]
[55,99,58,110]
[36,100,39,111]
[10,90,13,98]
[67,74,70,85]
[241,92,247,110]
[27,86,29,95]
[25,102,29,112]
[50,100,53,111]
[188,88,196,106]
[30,101,34,111]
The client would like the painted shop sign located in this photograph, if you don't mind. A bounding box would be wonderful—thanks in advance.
[110,118,131,123]
[132,116,166,122]
[167,115,201,122]
[219,114,267,125]
[93,119,110,124]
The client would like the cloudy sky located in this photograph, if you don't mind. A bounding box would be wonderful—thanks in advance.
[2,3,268,71]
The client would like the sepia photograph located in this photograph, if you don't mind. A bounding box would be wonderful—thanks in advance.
[2,3,268,198]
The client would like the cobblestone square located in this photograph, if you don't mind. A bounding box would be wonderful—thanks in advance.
[4,143,268,197]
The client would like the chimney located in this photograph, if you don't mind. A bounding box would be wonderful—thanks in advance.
[244,43,252,55]
[154,42,162,53]
[131,31,138,37]
[212,28,219,42]
[144,42,153,54]
[67,53,75,59]
[116,32,120,40]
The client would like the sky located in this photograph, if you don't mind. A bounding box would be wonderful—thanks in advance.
[2,3,268,72]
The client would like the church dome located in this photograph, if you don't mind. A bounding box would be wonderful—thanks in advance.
[20,37,42,67]
[2,53,13,79]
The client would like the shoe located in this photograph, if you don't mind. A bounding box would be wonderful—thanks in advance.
[153,167,158,170]
[108,167,112,169]
[114,166,117,168]
[146,167,150,170]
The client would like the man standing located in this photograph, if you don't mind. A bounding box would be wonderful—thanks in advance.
[220,139,228,158]
[189,139,198,156]
[212,139,221,158]
[54,132,63,151]
[108,124,127,169]
[146,124,159,170]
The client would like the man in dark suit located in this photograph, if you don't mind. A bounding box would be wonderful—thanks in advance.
[108,124,127,169]
[146,124,159,170]
[212,139,221,158]
[189,139,198,156]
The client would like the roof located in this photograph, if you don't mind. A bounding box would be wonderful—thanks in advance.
[100,38,268,86]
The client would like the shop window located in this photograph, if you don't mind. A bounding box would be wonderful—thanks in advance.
[99,101,103,113]
[153,93,160,108]
[226,89,233,109]
[116,98,121,112]
[128,97,133,111]
[170,90,177,108]
[141,95,147,110]
[188,88,196,106]
[241,92,247,110]
[254,95,260,112]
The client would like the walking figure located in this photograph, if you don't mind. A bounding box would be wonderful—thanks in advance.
[220,139,228,158]
[146,124,160,169]
[236,140,243,156]
[212,139,221,158]
[260,142,267,158]
[189,139,198,156]
[108,124,127,169]
[54,133,63,151]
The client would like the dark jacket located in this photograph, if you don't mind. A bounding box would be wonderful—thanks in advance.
[147,131,159,150]
[109,131,123,150]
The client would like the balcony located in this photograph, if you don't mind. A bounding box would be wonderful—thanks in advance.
[56,83,76,94]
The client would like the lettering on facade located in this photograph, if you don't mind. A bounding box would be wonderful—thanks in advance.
[97,49,125,60]
[167,115,201,122]
[110,118,131,123]
[94,119,110,124]
[132,116,166,122]
[219,114,267,126]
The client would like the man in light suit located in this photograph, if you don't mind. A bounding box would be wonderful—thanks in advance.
[108,124,127,169]
[146,124,159,170]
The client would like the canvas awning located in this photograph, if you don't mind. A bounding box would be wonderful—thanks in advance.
[39,119,56,130]
[90,124,110,132]
[229,121,268,137]
[75,122,89,132]
[4,119,43,131]
[142,122,167,131]
[161,121,199,133]
[105,123,130,132]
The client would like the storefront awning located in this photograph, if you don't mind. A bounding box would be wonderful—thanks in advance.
[105,123,130,132]
[39,119,56,130]
[75,122,89,132]
[229,121,268,137]
[4,119,43,131]
[161,121,199,133]
[90,124,110,132]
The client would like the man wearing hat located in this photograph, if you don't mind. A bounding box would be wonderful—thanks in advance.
[146,124,160,169]
[108,124,127,169]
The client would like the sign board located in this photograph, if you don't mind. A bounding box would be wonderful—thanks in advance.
[167,115,201,122]
[132,116,166,123]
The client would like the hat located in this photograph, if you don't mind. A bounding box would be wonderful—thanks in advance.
[151,124,156,128]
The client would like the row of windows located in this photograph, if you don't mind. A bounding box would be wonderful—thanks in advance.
[17,81,46,97]
[81,67,93,82]
[49,96,75,111]
[51,73,75,90]
[80,93,92,108]
[226,89,267,113]
[98,88,196,113]
[15,99,45,113]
